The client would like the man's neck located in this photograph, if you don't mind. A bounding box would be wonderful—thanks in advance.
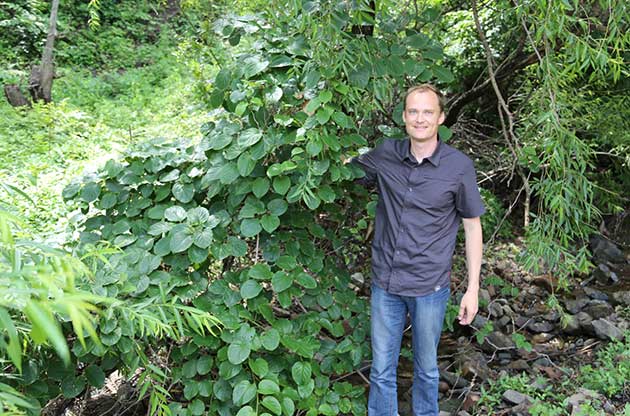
[409,138,438,162]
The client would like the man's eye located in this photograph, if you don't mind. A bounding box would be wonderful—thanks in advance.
[408,110,418,115]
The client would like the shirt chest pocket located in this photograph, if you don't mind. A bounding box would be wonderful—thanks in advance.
[415,175,459,209]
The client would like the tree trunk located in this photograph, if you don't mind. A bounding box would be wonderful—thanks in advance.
[4,84,31,107]
[29,0,59,103]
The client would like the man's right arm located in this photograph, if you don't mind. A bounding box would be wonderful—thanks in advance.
[346,148,380,187]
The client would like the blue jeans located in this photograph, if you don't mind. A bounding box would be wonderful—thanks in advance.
[368,283,450,416]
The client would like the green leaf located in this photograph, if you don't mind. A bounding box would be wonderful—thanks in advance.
[243,56,269,78]
[438,125,453,142]
[233,380,257,407]
[262,396,282,415]
[249,263,272,280]
[189,399,205,415]
[99,193,118,209]
[295,271,317,289]
[62,182,81,199]
[173,183,194,203]
[236,406,256,416]
[271,271,293,292]
[184,382,199,400]
[249,358,269,378]
[252,177,270,198]
[433,65,455,83]
[276,255,296,270]
[238,128,263,147]
[302,192,321,210]
[260,214,280,233]
[187,207,210,224]
[316,106,334,124]
[160,169,180,182]
[292,362,312,385]
[165,206,187,222]
[317,185,336,203]
[241,280,263,299]
[228,341,251,364]
[237,152,256,176]
[85,365,105,388]
[198,380,213,397]
[272,177,291,195]
[170,231,194,253]
[24,301,69,364]
[258,379,280,395]
[80,182,101,203]
[282,397,295,416]
[214,68,231,90]
[219,162,240,184]
[240,218,262,237]
[267,199,288,216]
[193,227,213,248]
[197,355,213,375]
[261,329,280,351]
[61,376,86,398]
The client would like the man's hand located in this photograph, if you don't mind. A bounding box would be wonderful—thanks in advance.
[458,290,478,325]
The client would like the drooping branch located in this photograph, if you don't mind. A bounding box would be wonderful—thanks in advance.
[470,0,531,227]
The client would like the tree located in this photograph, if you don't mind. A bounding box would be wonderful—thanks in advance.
[28,0,59,103]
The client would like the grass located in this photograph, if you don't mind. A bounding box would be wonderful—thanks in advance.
[0,50,206,237]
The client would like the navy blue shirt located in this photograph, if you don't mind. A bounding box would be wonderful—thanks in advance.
[352,138,485,296]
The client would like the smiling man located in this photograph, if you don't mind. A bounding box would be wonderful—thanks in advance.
[352,84,485,416]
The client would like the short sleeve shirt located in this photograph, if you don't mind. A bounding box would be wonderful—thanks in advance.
[352,138,485,296]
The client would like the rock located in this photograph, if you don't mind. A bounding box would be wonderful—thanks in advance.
[532,274,557,292]
[532,333,554,344]
[479,288,491,306]
[508,359,530,371]
[583,287,608,301]
[590,234,625,264]
[542,310,560,322]
[458,351,491,381]
[528,321,555,333]
[576,312,594,334]
[583,300,613,319]
[460,394,480,413]
[440,370,468,389]
[568,388,602,416]
[591,318,624,340]
[457,412,472,416]
[497,316,511,329]
[482,331,516,352]
[533,356,552,367]
[565,297,589,314]
[471,314,488,329]
[611,291,630,307]
[515,316,530,328]
[502,389,532,405]
[439,411,452,416]
[488,302,503,318]
[438,381,450,393]
[561,314,581,335]
[593,263,614,285]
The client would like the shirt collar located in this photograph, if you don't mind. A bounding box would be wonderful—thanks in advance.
[402,139,443,167]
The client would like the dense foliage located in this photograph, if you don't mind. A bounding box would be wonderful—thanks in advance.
[1,0,628,415]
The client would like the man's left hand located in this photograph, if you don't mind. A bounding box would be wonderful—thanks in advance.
[458,290,478,325]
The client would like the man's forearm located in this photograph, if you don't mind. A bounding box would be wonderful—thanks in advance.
[462,217,483,292]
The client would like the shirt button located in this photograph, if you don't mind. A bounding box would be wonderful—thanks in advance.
[396,250,400,255]
[408,187,412,192]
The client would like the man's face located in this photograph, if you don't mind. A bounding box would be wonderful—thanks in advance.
[402,90,445,144]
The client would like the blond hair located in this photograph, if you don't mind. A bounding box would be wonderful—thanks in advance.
[404,84,445,113]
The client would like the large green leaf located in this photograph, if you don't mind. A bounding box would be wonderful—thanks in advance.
[252,177,270,198]
[240,280,262,299]
[228,340,251,364]
[173,183,194,203]
[271,271,292,292]
[262,396,282,415]
[233,380,257,407]
[237,128,263,147]
[260,328,280,351]
[258,379,280,395]
[240,218,262,237]
[260,214,280,233]
[291,362,312,385]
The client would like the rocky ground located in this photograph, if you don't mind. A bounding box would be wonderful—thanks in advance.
[391,227,630,416]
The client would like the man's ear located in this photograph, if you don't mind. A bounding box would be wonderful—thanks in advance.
[402,109,407,124]
[438,111,445,125]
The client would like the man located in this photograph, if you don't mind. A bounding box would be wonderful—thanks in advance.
[351,84,484,416]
